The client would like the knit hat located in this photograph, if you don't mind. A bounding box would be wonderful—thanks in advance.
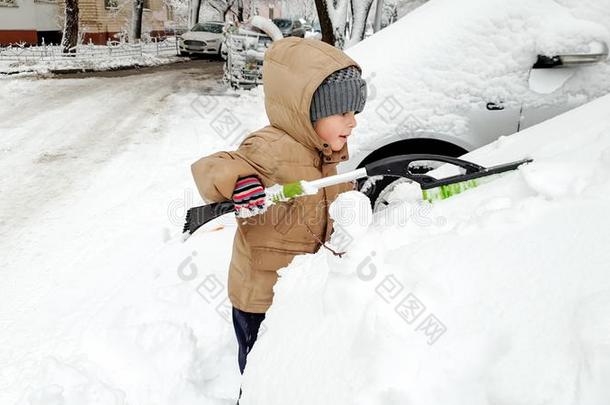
[310,65,367,123]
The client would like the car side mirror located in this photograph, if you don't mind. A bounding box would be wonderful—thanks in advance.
[529,41,608,94]
[533,41,609,69]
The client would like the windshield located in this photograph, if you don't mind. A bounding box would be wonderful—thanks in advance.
[191,23,223,33]
[273,19,292,29]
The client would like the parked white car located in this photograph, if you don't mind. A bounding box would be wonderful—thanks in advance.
[178,21,225,57]
[341,0,610,210]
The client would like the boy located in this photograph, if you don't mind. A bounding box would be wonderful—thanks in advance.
[190,37,367,381]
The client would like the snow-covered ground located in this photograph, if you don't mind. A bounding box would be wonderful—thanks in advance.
[0,65,268,405]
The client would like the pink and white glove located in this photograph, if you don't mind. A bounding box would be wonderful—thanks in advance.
[232,175,267,218]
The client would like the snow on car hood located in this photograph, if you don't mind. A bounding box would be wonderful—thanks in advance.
[240,84,610,405]
[180,31,222,41]
[344,0,610,156]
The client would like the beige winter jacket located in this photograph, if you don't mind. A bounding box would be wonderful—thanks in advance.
[191,37,361,313]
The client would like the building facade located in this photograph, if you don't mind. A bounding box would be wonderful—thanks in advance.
[0,0,60,44]
[0,0,171,45]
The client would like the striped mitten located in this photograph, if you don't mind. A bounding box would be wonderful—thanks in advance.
[232,175,267,218]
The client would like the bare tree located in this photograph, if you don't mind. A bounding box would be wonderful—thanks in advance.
[315,0,426,49]
[345,0,374,47]
[163,0,190,27]
[209,0,237,21]
[314,0,336,45]
[377,0,428,27]
[185,0,202,26]
[195,0,203,24]
[61,0,79,53]
[132,0,144,42]
[316,0,374,48]
[284,0,317,23]
[237,0,244,21]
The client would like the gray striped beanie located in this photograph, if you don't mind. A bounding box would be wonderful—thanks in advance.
[310,66,367,123]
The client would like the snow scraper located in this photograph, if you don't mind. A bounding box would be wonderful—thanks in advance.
[182,154,532,241]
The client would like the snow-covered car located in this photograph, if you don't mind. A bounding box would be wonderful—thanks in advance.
[341,0,610,210]
[272,18,306,38]
[223,16,280,89]
[178,21,226,57]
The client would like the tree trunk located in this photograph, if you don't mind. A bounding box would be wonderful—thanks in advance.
[223,0,235,21]
[194,0,202,25]
[346,0,374,47]
[237,0,243,22]
[189,0,201,27]
[315,0,335,46]
[373,0,383,32]
[132,0,144,42]
[61,0,79,54]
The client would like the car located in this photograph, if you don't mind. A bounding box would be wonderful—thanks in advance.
[178,21,226,57]
[272,18,305,38]
[339,0,610,211]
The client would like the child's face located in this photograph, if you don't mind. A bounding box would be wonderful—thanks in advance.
[313,111,357,152]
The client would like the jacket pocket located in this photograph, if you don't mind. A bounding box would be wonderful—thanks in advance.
[273,199,301,235]
[250,246,304,272]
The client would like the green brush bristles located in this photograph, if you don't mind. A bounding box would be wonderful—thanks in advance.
[269,181,305,204]
[421,179,481,202]
[282,182,305,199]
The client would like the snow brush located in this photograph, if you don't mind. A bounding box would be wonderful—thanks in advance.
[182,154,532,241]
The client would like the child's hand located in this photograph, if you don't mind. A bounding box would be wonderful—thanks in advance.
[232,175,267,218]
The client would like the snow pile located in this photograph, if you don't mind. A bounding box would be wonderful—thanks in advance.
[328,190,373,239]
[345,0,610,154]
[238,92,610,404]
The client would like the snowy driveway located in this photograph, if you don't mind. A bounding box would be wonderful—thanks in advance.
[0,59,223,237]
[0,60,269,404]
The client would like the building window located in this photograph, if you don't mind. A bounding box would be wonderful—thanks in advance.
[104,0,146,8]
[0,0,18,7]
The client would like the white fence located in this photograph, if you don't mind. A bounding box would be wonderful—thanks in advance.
[0,37,179,64]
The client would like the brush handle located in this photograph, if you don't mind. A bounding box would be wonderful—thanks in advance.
[306,168,368,189]
[183,154,531,241]
[181,169,369,240]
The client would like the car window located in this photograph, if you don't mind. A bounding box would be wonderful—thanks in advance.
[273,19,292,29]
[259,36,273,47]
[191,23,223,33]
